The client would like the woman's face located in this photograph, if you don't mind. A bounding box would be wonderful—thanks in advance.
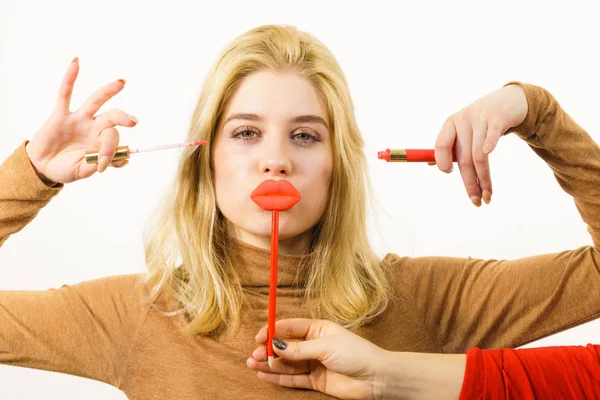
[213,70,333,254]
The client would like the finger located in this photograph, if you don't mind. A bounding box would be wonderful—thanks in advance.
[247,356,310,375]
[434,119,456,173]
[270,337,331,362]
[252,344,268,361]
[94,108,138,132]
[255,318,329,344]
[472,121,492,205]
[257,369,372,400]
[75,155,127,181]
[110,159,129,168]
[77,157,101,180]
[54,57,80,114]
[256,371,314,390]
[454,120,482,206]
[251,339,306,362]
[78,79,126,117]
[482,120,503,156]
[479,121,504,204]
[97,127,121,173]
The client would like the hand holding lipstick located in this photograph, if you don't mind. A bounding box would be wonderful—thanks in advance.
[432,84,528,207]
[379,84,528,207]
[25,57,138,186]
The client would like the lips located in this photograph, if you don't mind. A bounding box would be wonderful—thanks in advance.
[250,180,302,211]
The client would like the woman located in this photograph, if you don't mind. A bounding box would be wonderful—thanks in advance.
[1,24,599,399]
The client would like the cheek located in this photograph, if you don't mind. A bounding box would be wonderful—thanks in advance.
[301,153,333,214]
[213,146,243,211]
[213,149,260,220]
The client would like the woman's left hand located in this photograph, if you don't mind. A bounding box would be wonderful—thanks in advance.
[247,318,388,399]
[433,84,528,207]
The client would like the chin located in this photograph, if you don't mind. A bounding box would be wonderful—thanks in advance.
[238,211,314,241]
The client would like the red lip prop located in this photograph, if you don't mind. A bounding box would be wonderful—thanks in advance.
[250,180,302,369]
[250,180,301,211]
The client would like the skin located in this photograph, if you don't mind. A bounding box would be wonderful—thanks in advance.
[212,70,333,255]
[249,318,466,399]
[26,62,334,258]
[26,57,137,186]
[433,84,528,206]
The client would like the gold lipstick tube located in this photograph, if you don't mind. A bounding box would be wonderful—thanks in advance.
[85,146,130,164]
[388,149,407,161]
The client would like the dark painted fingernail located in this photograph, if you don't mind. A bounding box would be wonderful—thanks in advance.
[272,338,287,350]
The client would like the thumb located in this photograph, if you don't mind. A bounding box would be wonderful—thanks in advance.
[272,337,329,362]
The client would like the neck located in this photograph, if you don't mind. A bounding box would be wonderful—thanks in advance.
[227,221,312,255]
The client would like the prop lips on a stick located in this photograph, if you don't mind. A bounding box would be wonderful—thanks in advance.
[250,180,302,369]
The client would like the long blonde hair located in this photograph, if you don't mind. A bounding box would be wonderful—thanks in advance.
[139,24,391,336]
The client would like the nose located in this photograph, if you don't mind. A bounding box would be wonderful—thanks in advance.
[259,157,292,177]
[258,137,292,177]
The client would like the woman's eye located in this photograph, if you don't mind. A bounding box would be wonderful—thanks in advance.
[295,132,312,140]
[233,129,258,140]
[232,128,320,144]
[292,131,320,144]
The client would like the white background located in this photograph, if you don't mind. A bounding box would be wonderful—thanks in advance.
[1,0,599,398]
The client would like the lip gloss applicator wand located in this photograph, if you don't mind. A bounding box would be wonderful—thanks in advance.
[84,140,208,164]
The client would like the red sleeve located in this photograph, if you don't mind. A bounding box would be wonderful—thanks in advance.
[459,344,600,399]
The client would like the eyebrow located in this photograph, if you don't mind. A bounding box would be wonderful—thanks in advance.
[223,113,329,130]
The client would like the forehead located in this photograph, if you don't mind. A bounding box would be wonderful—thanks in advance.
[223,70,327,121]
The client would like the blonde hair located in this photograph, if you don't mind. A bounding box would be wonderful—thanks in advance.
[139,24,391,336]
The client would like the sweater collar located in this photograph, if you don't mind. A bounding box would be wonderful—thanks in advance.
[228,238,314,287]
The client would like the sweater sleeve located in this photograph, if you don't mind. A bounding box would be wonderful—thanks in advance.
[386,83,600,353]
[0,140,63,247]
[459,345,600,399]
[0,141,153,388]
[0,273,152,388]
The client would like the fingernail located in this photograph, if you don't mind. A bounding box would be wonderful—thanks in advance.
[482,189,492,204]
[446,165,453,174]
[246,357,252,366]
[272,338,287,350]
[72,57,79,64]
[117,79,126,85]
[470,196,482,207]
[111,160,129,168]
[483,143,493,154]
[98,156,110,173]
[128,114,139,123]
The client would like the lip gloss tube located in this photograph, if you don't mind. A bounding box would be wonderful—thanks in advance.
[377,149,457,163]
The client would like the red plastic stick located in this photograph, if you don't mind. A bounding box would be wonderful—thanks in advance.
[250,180,301,369]
[268,210,279,366]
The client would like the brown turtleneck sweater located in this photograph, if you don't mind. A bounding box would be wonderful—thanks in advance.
[1,83,599,399]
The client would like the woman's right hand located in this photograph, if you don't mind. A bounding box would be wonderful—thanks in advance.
[25,57,138,185]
